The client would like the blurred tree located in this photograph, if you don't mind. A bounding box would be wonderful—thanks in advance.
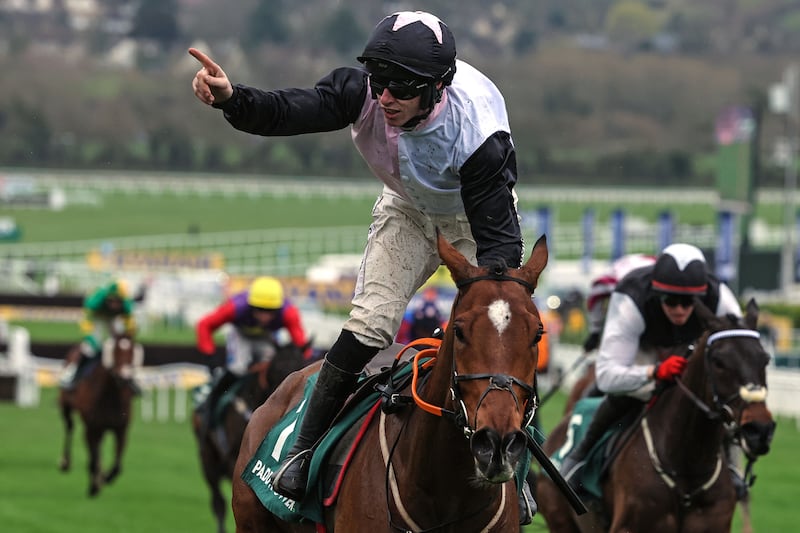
[130,0,181,48]
[605,0,664,51]
[2,101,52,165]
[319,7,366,56]
[244,0,290,48]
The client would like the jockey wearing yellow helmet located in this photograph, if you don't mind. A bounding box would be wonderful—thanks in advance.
[195,276,310,432]
[196,276,309,364]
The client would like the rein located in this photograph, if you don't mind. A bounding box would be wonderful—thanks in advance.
[410,273,540,439]
[645,327,763,506]
[376,272,541,530]
[382,339,509,532]
[674,329,762,424]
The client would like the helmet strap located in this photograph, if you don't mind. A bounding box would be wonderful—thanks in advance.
[400,82,442,129]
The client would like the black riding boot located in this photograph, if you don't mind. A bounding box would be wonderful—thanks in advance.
[272,330,376,501]
[560,395,640,488]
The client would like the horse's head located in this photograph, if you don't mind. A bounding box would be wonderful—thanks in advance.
[693,298,775,458]
[437,232,548,484]
[102,333,141,383]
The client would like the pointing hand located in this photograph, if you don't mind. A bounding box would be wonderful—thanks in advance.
[189,47,234,106]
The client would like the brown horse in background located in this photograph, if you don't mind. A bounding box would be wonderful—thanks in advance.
[191,342,312,533]
[230,233,549,532]
[536,298,775,533]
[59,332,142,496]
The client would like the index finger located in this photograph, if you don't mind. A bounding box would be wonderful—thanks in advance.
[188,47,219,72]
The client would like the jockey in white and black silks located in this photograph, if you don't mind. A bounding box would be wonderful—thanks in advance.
[190,10,534,523]
[561,243,747,498]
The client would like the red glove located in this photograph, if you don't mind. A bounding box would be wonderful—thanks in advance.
[654,355,687,382]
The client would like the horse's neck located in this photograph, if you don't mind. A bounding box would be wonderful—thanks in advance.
[650,356,724,469]
[391,353,478,481]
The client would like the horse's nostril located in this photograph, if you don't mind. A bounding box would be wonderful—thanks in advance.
[471,428,500,464]
[504,430,526,462]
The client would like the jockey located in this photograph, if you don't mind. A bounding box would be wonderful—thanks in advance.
[559,244,747,496]
[59,279,137,389]
[190,11,533,523]
[583,254,657,353]
[395,288,447,344]
[195,276,311,427]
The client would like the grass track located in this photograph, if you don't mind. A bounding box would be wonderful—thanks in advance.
[1,388,797,532]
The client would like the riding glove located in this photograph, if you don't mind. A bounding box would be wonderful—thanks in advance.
[583,332,601,352]
[654,355,687,382]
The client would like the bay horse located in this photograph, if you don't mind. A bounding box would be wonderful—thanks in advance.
[192,342,312,533]
[231,232,549,532]
[59,332,143,497]
[536,298,776,533]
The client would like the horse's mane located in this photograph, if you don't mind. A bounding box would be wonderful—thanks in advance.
[482,258,510,276]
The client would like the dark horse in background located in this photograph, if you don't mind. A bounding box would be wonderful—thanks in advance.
[59,331,143,497]
[192,342,313,533]
[231,233,549,532]
[536,299,775,533]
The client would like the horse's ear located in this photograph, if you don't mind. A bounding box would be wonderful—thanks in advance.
[436,228,476,282]
[744,298,759,330]
[693,297,722,329]
[519,235,549,290]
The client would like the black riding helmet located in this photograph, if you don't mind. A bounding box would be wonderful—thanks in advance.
[651,243,709,296]
[358,11,457,113]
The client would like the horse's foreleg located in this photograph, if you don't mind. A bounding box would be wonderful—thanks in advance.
[209,473,228,533]
[59,402,74,472]
[104,425,128,485]
[198,436,229,533]
[85,426,104,497]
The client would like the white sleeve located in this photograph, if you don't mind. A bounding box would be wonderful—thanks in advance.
[595,292,651,394]
[716,283,742,318]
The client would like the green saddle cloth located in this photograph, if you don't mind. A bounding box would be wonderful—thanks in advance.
[240,369,396,523]
[550,396,614,500]
[241,361,534,524]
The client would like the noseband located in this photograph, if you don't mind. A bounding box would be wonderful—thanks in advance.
[674,328,763,425]
[411,272,540,438]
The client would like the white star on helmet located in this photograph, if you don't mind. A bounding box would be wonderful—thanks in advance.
[392,11,444,44]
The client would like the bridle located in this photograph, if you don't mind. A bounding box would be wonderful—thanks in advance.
[383,271,541,531]
[673,328,763,426]
[411,272,540,439]
[645,327,765,506]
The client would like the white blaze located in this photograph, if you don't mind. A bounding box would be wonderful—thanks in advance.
[488,300,511,334]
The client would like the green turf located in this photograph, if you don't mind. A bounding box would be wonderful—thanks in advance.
[10,320,198,345]
[0,387,234,533]
[2,185,786,246]
[6,191,377,243]
[1,387,795,532]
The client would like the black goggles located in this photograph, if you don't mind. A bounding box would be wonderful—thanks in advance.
[368,75,428,100]
[660,294,696,308]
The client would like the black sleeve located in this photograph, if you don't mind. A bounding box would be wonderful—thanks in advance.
[459,131,523,268]
[213,66,368,136]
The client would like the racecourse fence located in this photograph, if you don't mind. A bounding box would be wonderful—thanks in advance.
[0,220,727,294]
[1,171,794,296]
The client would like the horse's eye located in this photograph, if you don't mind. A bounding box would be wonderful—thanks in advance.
[532,326,545,346]
[453,325,465,342]
[710,355,726,371]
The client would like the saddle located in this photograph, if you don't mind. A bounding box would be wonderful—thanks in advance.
[240,343,430,524]
[551,397,640,500]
